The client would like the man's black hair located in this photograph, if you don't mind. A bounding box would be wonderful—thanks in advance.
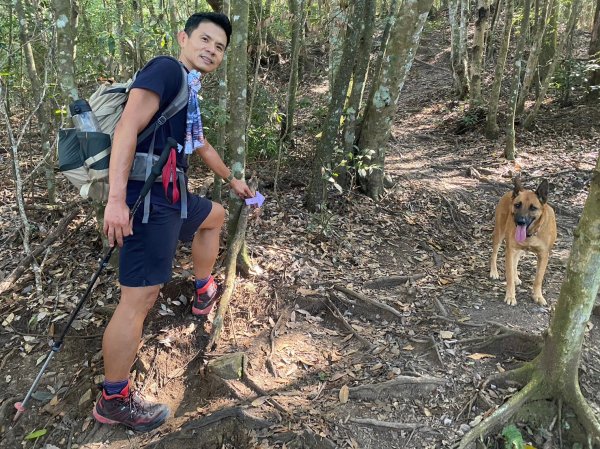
[184,12,232,47]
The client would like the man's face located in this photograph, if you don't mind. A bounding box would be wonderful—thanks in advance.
[178,21,227,74]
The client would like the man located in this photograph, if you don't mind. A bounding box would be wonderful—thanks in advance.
[93,12,252,431]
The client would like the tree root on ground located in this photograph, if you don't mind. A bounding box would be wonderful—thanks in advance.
[465,322,544,361]
[458,363,600,449]
[349,375,446,401]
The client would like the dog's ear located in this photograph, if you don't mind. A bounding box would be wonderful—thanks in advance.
[512,176,524,198]
[536,179,549,204]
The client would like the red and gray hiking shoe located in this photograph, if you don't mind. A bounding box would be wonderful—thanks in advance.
[92,384,169,432]
[191,276,223,316]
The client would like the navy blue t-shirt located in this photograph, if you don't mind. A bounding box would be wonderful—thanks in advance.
[126,56,190,206]
[132,55,189,170]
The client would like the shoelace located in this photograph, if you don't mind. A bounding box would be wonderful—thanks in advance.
[127,390,149,416]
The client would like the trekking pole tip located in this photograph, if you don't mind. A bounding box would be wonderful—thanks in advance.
[12,402,25,424]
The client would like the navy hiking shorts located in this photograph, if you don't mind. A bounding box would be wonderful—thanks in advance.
[119,182,212,287]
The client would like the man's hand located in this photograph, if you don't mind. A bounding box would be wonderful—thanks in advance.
[103,199,132,247]
[230,178,254,199]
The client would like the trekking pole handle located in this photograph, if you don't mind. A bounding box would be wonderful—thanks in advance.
[138,137,178,199]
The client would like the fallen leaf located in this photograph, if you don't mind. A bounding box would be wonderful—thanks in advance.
[339,385,349,404]
[403,344,415,351]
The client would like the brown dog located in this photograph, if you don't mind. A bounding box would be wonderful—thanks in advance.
[489,178,557,306]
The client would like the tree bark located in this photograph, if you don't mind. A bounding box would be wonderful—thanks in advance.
[358,0,434,201]
[328,0,347,93]
[52,0,79,102]
[226,0,249,239]
[504,0,530,160]
[485,0,514,139]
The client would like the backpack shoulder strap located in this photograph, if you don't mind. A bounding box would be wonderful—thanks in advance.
[136,57,188,144]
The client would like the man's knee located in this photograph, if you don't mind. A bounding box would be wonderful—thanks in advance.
[202,202,225,229]
[120,285,161,315]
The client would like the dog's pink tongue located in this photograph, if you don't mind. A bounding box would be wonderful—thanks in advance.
[515,225,527,242]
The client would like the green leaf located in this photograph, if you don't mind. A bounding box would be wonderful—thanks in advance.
[502,424,524,449]
[24,429,47,440]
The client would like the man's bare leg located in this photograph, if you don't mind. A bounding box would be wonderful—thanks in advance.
[103,285,160,382]
[192,202,225,279]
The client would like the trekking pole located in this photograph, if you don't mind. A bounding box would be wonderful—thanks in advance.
[12,137,178,424]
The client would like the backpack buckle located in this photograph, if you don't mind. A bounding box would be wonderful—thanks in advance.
[156,115,167,126]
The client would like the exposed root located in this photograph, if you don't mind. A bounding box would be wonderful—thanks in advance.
[481,360,536,390]
[458,376,543,449]
[566,384,600,446]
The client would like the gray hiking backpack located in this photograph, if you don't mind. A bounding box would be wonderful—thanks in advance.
[58,56,188,202]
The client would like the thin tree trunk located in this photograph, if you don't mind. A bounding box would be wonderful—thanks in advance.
[516,0,553,115]
[167,0,179,56]
[52,0,79,102]
[281,0,302,142]
[328,0,347,93]
[586,0,600,101]
[504,0,531,160]
[213,0,229,204]
[342,0,376,161]
[449,0,469,98]
[485,0,514,139]
[16,0,57,204]
[358,0,434,200]
[469,0,491,107]
[538,0,558,85]
[226,0,249,235]
[524,0,583,129]
[304,0,367,211]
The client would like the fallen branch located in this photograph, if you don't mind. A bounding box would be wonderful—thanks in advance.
[241,373,289,415]
[349,375,446,401]
[326,293,373,349]
[0,207,81,295]
[350,417,428,432]
[364,273,426,289]
[333,285,404,319]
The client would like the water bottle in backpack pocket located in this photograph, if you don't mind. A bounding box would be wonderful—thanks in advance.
[58,127,112,201]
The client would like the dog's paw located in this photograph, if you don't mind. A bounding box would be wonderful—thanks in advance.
[504,294,517,306]
[489,269,499,280]
[533,294,547,306]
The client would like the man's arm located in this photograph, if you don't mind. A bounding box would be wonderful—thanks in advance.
[196,140,254,198]
[103,88,160,247]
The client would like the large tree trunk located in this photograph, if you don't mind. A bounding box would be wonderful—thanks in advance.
[485,0,514,139]
[523,0,583,129]
[469,0,491,107]
[504,0,530,160]
[449,0,469,98]
[304,0,367,211]
[459,153,600,449]
[357,0,434,201]
[587,0,600,101]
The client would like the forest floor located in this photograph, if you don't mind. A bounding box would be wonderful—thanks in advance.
[1,23,600,449]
